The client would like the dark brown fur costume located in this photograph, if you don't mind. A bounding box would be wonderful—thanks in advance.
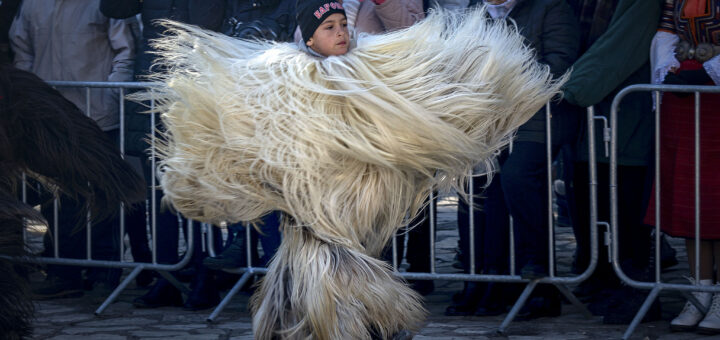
[0,64,145,339]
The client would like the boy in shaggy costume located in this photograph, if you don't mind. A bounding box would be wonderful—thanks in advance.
[136,2,567,338]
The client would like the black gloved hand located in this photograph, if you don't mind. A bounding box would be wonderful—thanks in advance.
[676,68,712,85]
[663,72,687,85]
[663,72,691,97]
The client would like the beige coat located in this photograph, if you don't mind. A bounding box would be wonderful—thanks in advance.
[10,0,135,131]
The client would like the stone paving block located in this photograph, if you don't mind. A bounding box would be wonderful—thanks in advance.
[45,313,96,323]
[415,336,485,340]
[170,335,221,340]
[61,326,139,335]
[47,334,127,340]
[35,305,76,315]
[193,328,227,335]
[454,327,495,335]
[129,330,191,337]
[76,317,155,327]
[214,321,253,330]
[154,324,208,331]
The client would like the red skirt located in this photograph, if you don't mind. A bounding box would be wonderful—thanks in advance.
[645,60,720,239]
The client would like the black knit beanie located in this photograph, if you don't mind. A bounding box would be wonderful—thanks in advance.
[296,0,346,43]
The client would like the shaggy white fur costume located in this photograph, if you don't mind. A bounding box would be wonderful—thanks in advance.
[137,8,566,339]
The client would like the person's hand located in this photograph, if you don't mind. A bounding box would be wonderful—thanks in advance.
[676,69,712,85]
[663,72,687,85]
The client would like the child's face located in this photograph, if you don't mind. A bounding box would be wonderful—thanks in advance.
[306,13,349,56]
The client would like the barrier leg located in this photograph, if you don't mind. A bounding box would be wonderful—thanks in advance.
[621,286,661,340]
[95,266,143,315]
[554,283,592,319]
[207,271,254,322]
[158,270,192,295]
[498,280,538,334]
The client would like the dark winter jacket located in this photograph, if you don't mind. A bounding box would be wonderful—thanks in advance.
[471,0,582,145]
[100,0,227,156]
[0,0,21,64]
[222,0,296,41]
[563,0,661,166]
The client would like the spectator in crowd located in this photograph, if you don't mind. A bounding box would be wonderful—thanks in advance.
[9,0,136,298]
[646,0,720,333]
[201,0,297,274]
[100,0,227,310]
[563,0,661,325]
[446,0,581,319]
[222,0,296,40]
[0,0,20,64]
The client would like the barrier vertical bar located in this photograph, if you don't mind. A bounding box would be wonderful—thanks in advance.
[468,172,475,275]
[429,191,436,274]
[119,88,126,261]
[54,199,59,258]
[151,97,158,265]
[86,87,92,260]
[246,222,252,268]
[694,91,701,284]
[654,91,661,283]
[22,173,27,243]
[546,102,554,277]
[587,106,598,279]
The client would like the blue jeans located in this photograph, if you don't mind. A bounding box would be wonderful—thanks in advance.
[226,211,282,266]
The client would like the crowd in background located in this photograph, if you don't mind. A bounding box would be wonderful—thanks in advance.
[1,0,719,334]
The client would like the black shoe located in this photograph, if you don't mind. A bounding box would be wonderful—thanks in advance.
[516,295,561,321]
[601,287,661,325]
[445,282,485,316]
[183,295,220,311]
[409,280,434,296]
[135,271,155,288]
[203,234,254,270]
[520,261,548,280]
[183,266,221,311]
[132,279,183,308]
[587,288,617,316]
[474,304,506,316]
[32,276,83,300]
[473,282,510,316]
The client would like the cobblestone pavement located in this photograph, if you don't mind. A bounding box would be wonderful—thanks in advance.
[28,196,720,339]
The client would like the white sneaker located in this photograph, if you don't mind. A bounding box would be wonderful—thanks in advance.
[671,291,711,331]
[671,278,712,331]
[698,291,720,334]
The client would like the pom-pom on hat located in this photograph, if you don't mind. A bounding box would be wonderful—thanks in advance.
[296,0,346,43]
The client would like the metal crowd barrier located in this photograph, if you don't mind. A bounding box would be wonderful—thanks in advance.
[18,81,196,315]
[610,84,720,340]
[11,80,606,335]
[202,103,606,335]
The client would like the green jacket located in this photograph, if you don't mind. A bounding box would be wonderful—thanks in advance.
[564,0,662,166]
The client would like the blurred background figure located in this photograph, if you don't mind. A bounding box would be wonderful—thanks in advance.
[10,0,136,299]
[100,0,228,311]
[647,0,720,333]
[563,0,662,325]
[0,0,20,64]
[447,0,581,320]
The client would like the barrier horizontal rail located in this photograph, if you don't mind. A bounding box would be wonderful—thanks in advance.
[8,80,603,335]
[610,84,720,340]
